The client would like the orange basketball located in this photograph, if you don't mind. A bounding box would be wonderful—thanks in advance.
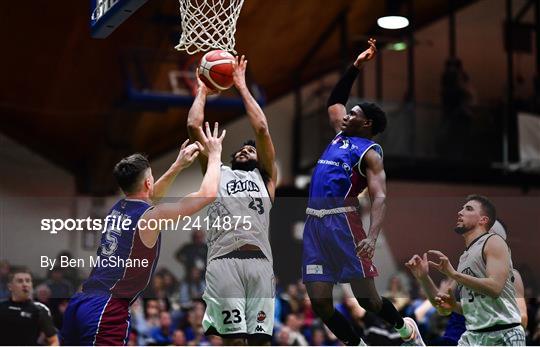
[198,50,235,91]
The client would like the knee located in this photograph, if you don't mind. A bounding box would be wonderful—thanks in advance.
[310,298,335,320]
[357,296,383,313]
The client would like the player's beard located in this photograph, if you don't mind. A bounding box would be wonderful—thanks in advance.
[231,158,258,171]
[454,224,473,234]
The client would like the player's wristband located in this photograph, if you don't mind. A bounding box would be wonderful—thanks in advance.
[326,64,359,108]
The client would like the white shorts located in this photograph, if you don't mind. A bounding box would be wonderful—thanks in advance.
[202,254,275,337]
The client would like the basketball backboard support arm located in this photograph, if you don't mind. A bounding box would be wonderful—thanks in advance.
[91,0,149,38]
[126,87,265,109]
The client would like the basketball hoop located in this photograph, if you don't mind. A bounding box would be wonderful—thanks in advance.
[175,0,245,55]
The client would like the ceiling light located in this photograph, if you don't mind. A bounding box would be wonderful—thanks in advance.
[377,16,409,30]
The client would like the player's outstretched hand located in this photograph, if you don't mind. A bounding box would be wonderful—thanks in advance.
[196,69,220,96]
[175,139,202,169]
[356,237,376,260]
[434,287,458,315]
[199,122,226,158]
[405,253,429,279]
[354,38,377,67]
[428,250,456,278]
[232,55,248,89]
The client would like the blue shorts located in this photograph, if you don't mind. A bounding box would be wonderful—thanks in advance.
[60,292,130,346]
[302,212,378,283]
[442,312,466,345]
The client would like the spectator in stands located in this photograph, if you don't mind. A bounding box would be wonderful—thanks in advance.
[296,279,308,298]
[406,288,438,340]
[131,298,162,344]
[35,283,69,329]
[175,229,207,277]
[276,326,292,346]
[284,313,309,345]
[177,300,208,344]
[178,267,205,309]
[384,274,411,312]
[49,251,80,289]
[149,311,173,345]
[301,295,315,328]
[144,273,168,300]
[280,283,302,315]
[171,329,187,346]
[35,283,52,307]
[310,327,327,346]
[159,268,179,298]
[44,266,74,326]
[273,296,284,330]
[45,267,73,299]
[187,325,208,346]
[127,329,139,346]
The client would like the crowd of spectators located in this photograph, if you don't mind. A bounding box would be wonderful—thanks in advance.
[1,239,540,345]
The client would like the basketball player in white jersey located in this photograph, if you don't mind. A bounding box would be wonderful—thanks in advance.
[187,55,277,345]
[406,219,528,345]
[427,195,526,345]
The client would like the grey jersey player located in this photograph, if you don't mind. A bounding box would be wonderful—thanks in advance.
[428,195,525,346]
[187,55,277,346]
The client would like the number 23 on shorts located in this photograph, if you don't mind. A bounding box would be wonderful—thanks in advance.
[222,309,242,324]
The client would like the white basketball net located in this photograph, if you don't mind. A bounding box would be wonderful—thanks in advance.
[175,0,245,55]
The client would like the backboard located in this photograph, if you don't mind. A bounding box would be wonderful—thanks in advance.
[90,0,149,38]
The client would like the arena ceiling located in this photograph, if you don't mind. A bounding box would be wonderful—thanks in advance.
[0,0,475,194]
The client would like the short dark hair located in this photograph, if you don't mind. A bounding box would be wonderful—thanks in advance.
[465,194,496,230]
[241,139,256,149]
[358,102,387,135]
[8,266,31,282]
[230,140,256,159]
[113,153,150,194]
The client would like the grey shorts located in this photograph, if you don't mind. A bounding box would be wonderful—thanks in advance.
[202,256,275,337]
[458,325,525,346]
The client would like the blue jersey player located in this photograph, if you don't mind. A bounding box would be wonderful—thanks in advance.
[60,124,225,345]
[302,38,425,346]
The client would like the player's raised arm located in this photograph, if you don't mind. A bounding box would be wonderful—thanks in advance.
[152,139,202,203]
[327,38,377,133]
[405,253,452,314]
[356,148,386,260]
[405,253,462,316]
[233,55,277,200]
[140,123,225,247]
[187,74,213,174]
